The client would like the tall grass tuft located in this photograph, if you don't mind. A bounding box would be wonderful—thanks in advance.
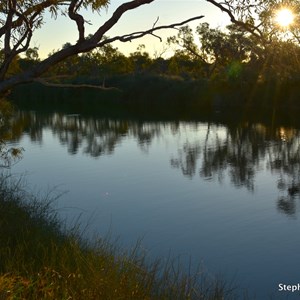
[0,173,237,299]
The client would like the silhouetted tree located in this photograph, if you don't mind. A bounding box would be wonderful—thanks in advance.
[0,0,204,95]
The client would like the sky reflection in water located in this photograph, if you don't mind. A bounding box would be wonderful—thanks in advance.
[8,111,300,299]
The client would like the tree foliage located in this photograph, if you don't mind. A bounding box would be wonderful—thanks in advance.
[206,0,300,43]
[0,0,298,95]
[168,0,300,81]
[0,99,23,168]
[0,0,204,95]
[1,0,300,169]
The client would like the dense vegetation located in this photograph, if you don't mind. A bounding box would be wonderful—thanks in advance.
[0,0,299,95]
[10,22,300,86]
[7,17,300,111]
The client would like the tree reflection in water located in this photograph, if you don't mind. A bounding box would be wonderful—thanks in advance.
[171,123,265,191]
[268,127,300,216]
[9,111,163,157]
[9,111,300,217]
[171,123,300,216]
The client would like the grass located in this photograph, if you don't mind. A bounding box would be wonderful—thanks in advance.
[0,173,237,299]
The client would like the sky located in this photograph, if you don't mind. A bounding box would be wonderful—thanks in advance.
[33,0,231,58]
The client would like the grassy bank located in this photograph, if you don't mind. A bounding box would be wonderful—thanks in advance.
[0,173,235,300]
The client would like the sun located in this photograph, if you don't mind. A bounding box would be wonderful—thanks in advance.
[275,8,295,27]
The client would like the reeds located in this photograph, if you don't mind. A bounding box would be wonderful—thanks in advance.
[0,173,236,299]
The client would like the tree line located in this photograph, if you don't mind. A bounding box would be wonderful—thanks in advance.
[5,22,300,91]
[1,0,300,95]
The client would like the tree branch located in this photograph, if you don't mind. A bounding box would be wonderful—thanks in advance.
[4,0,16,55]
[0,0,16,80]
[98,16,205,45]
[11,7,33,55]
[89,0,155,45]
[0,0,204,94]
[68,0,85,42]
[0,0,64,38]
[34,78,121,91]
[205,0,264,39]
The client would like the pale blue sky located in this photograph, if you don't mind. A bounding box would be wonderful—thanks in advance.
[34,0,230,58]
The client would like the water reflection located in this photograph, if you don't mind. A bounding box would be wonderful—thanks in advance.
[9,111,300,216]
[10,112,163,157]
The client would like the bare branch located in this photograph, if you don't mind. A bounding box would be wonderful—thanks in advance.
[0,0,16,80]
[98,16,205,45]
[89,0,155,45]
[11,6,33,54]
[4,0,16,55]
[68,0,85,42]
[34,78,121,91]
[150,32,162,42]
[153,16,159,28]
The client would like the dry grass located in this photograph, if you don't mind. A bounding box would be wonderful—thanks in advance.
[0,173,235,300]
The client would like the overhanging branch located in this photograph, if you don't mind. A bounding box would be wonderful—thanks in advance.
[0,0,205,94]
[89,0,155,44]
[205,0,264,39]
[34,78,121,91]
[68,0,85,42]
[98,16,205,45]
[0,0,65,38]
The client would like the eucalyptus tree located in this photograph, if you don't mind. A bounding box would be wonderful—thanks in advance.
[0,0,199,167]
[0,0,205,95]
[2,0,299,95]
[168,23,258,79]
[206,0,300,43]
[168,0,300,80]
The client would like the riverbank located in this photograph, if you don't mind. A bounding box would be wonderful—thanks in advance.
[0,173,233,299]
[9,79,300,131]
[10,74,300,124]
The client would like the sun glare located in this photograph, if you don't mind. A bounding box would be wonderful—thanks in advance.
[275,8,294,27]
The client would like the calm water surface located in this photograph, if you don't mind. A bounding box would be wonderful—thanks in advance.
[8,110,300,299]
